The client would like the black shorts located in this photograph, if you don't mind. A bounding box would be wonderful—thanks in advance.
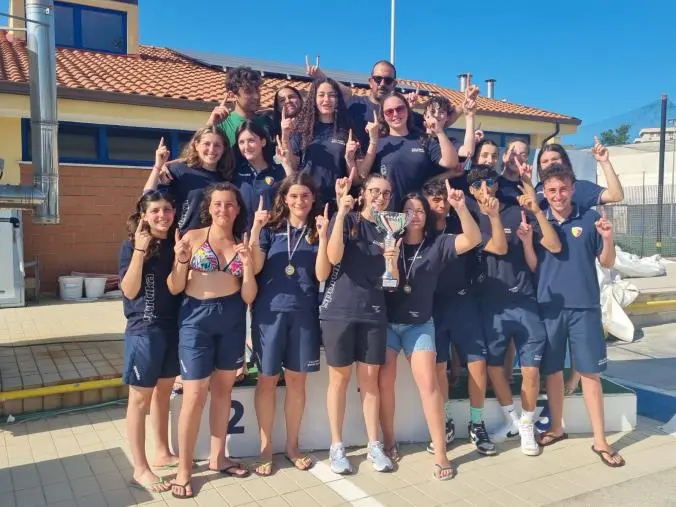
[320,319,387,367]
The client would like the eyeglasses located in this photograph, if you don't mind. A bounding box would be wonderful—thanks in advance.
[367,188,392,199]
[371,75,395,86]
[470,178,496,189]
[383,105,407,119]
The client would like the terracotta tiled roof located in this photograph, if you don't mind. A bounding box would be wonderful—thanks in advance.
[0,33,580,124]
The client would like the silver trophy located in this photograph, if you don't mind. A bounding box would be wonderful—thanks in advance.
[373,208,413,289]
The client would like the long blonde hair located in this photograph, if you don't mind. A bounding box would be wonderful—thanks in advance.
[178,126,235,181]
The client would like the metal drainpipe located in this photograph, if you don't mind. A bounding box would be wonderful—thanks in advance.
[0,0,59,223]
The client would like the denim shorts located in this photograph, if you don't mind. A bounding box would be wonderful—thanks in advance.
[386,319,436,358]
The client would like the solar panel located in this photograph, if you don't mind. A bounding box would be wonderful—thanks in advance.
[173,48,430,95]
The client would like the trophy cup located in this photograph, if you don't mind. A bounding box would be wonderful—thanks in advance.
[373,208,413,289]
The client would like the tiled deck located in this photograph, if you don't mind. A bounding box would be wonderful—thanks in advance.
[0,410,674,506]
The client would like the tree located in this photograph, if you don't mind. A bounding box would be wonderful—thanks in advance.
[599,123,631,146]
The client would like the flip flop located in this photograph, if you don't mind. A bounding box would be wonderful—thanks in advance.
[285,454,314,471]
[254,461,275,476]
[591,445,625,468]
[129,478,170,493]
[170,480,193,499]
[433,463,456,481]
[537,431,568,447]
[154,460,197,470]
[209,463,250,478]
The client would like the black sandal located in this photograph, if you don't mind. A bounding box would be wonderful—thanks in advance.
[209,462,250,478]
[591,445,625,468]
[537,431,568,447]
[170,481,193,499]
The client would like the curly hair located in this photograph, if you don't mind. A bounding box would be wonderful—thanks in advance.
[467,164,500,186]
[272,85,303,137]
[267,172,321,244]
[293,77,352,152]
[198,182,248,239]
[225,66,262,94]
[378,92,418,137]
[125,191,176,261]
[177,126,235,181]
[422,175,448,199]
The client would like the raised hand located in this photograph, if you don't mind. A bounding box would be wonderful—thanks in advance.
[280,107,294,133]
[426,115,443,135]
[305,55,324,79]
[316,203,330,237]
[365,110,380,142]
[252,195,270,230]
[207,95,233,127]
[404,86,420,109]
[345,129,359,161]
[155,137,170,168]
[134,218,152,252]
[517,193,540,215]
[513,158,534,184]
[235,232,252,267]
[477,182,499,217]
[383,237,402,270]
[337,193,355,217]
[174,229,191,263]
[275,135,291,164]
[595,208,613,239]
[474,129,485,142]
[445,179,466,210]
[516,210,533,243]
[592,136,610,163]
[463,84,479,115]
[335,167,355,200]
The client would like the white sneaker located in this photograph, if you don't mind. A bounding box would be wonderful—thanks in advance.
[490,420,519,444]
[519,420,541,456]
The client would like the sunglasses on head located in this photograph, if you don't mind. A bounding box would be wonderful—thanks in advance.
[383,105,407,119]
[371,75,395,86]
[470,178,496,189]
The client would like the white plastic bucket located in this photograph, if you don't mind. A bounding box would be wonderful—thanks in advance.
[84,277,107,298]
[59,276,83,300]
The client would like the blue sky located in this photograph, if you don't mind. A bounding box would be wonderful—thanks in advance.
[2,0,675,128]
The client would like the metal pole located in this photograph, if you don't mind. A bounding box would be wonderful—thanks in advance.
[641,171,646,257]
[656,95,668,254]
[669,119,675,237]
[390,0,395,65]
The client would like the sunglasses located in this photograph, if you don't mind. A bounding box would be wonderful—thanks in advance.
[383,105,407,119]
[470,178,496,189]
[371,75,395,86]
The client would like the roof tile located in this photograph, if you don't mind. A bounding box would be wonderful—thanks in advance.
[0,32,579,124]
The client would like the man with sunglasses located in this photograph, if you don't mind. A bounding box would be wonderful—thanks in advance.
[468,165,561,457]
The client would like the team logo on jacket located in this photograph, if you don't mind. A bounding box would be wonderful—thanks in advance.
[265,176,275,185]
[571,226,583,238]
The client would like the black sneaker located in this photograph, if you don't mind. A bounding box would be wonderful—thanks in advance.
[468,421,497,456]
[426,418,456,454]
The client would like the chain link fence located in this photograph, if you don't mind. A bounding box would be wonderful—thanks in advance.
[605,183,676,257]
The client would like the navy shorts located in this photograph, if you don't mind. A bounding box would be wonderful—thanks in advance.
[252,310,321,376]
[320,319,387,367]
[540,305,607,375]
[123,327,179,388]
[178,294,247,380]
[433,292,487,364]
[481,296,546,368]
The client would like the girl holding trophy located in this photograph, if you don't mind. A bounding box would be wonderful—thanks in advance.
[378,183,482,480]
[319,172,400,475]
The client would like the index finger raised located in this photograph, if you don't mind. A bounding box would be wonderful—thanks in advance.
[242,232,249,245]
[305,54,310,68]
[348,129,353,143]
[445,178,452,196]
[158,137,165,148]
[323,203,329,218]
[521,210,527,225]
[258,195,264,211]
[347,166,356,186]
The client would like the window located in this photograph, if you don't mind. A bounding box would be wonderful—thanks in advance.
[54,1,127,54]
[22,120,193,167]
[444,128,530,150]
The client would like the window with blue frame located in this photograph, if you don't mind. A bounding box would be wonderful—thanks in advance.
[55,1,126,54]
[445,128,530,149]
[21,120,194,167]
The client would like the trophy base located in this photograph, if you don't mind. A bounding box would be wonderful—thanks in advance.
[382,277,398,289]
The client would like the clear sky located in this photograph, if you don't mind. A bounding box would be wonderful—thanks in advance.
[2,0,676,127]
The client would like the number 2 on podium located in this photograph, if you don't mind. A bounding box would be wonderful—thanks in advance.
[228,400,245,434]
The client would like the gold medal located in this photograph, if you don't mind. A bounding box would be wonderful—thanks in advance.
[285,264,295,276]
[403,284,412,295]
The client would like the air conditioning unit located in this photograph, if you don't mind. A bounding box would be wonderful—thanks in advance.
[0,209,26,308]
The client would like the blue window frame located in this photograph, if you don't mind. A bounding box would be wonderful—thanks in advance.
[55,1,127,54]
[21,120,193,167]
[445,128,531,149]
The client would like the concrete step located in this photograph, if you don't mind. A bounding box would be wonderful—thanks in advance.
[0,385,128,417]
